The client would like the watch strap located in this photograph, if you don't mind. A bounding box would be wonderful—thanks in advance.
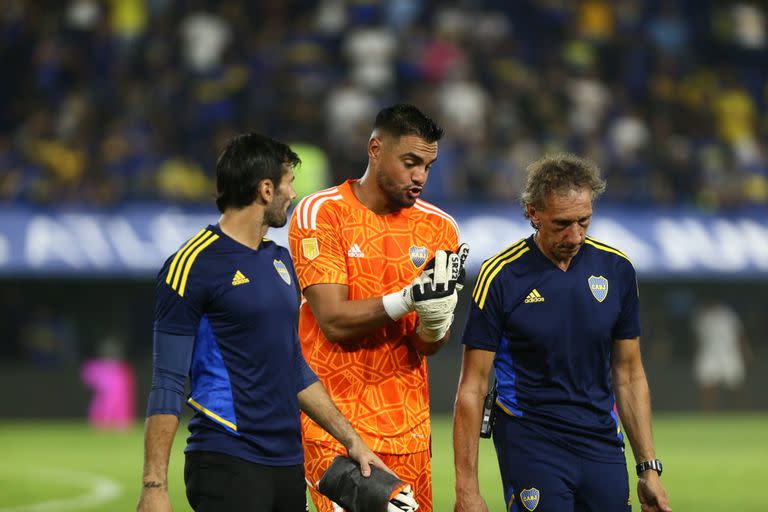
[636,459,663,476]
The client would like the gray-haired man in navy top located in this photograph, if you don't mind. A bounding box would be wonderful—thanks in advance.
[453,154,671,512]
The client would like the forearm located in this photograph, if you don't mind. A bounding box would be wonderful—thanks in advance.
[298,381,360,450]
[314,295,395,343]
[614,365,656,463]
[141,414,180,488]
[453,385,486,493]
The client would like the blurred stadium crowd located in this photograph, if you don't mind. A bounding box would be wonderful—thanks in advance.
[1,0,768,209]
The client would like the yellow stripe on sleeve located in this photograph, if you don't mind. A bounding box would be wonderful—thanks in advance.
[187,398,237,431]
[475,247,530,309]
[165,228,207,286]
[178,234,219,297]
[584,237,632,262]
[171,231,214,291]
[472,239,527,304]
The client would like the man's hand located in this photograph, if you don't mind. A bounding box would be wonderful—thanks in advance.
[638,473,672,512]
[389,485,419,511]
[413,244,470,342]
[346,437,394,478]
[454,490,490,512]
[454,243,470,291]
[136,483,172,512]
[382,244,470,327]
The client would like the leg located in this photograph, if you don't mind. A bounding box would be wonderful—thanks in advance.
[272,464,310,512]
[379,450,433,512]
[492,412,578,512]
[185,451,270,511]
[577,458,631,512]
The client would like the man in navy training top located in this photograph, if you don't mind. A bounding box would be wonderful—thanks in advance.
[136,133,389,512]
[453,153,671,512]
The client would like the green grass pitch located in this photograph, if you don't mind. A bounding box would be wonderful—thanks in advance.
[1,413,766,511]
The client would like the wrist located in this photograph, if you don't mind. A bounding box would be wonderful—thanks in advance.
[636,458,663,477]
[142,480,167,490]
[455,478,481,494]
[416,325,448,343]
[383,289,413,320]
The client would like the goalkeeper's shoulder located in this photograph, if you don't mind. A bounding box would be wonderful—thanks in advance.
[413,199,460,236]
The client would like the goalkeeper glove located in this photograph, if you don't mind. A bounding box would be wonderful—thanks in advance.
[413,249,463,342]
[389,485,419,511]
[454,242,470,291]
[382,243,470,324]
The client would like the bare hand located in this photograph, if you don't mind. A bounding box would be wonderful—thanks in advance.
[347,439,394,477]
[638,474,672,512]
[136,486,173,512]
[454,491,490,512]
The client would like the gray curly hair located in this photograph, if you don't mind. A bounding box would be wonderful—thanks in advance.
[520,153,606,220]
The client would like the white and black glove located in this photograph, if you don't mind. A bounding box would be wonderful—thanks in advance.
[412,249,459,341]
[382,244,470,336]
[389,485,419,511]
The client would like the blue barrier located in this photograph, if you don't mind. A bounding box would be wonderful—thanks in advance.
[1,205,767,277]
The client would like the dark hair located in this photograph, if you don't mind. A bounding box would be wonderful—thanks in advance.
[372,104,444,143]
[215,133,300,213]
[521,153,606,217]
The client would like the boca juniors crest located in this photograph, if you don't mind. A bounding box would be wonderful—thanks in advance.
[409,245,428,268]
[520,488,540,511]
[273,259,292,285]
[588,275,609,302]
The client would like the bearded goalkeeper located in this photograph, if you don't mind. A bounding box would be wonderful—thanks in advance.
[288,104,469,512]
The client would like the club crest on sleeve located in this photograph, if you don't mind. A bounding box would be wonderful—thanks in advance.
[520,488,540,511]
[302,237,319,260]
[588,275,609,302]
[273,259,291,285]
[409,245,428,268]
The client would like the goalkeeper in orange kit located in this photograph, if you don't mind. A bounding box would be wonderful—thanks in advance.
[288,104,470,512]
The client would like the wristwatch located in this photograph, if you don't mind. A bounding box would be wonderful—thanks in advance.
[636,459,663,476]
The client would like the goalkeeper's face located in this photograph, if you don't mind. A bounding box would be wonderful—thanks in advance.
[375,134,438,209]
[530,187,592,265]
[265,165,297,228]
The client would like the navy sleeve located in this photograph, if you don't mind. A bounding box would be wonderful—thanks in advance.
[612,259,642,340]
[147,252,207,416]
[146,331,194,417]
[462,272,505,352]
[295,345,319,393]
[284,246,318,391]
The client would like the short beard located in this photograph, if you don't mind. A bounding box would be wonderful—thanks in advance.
[265,202,288,228]
[376,168,414,209]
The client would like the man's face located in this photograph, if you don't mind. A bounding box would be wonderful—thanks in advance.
[373,134,438,209]
[264,165,296,228]
[528,187,593,264]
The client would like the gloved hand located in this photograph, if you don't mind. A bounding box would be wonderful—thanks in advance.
[454,243,470,292]
[382,244,470,326]
[388,485,419,511]
[413,244,469,342]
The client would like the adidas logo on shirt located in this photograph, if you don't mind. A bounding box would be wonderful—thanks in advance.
[524,289,545,303]
[232,270,250,286]
[347,244,365,258]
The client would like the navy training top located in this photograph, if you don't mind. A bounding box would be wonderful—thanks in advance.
[462,235,641,462]
[153,224,317,466]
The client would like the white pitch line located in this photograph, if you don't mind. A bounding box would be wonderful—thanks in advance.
[0,468,121,512]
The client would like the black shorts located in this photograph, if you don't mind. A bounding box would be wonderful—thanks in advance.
[184,450,308,512]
